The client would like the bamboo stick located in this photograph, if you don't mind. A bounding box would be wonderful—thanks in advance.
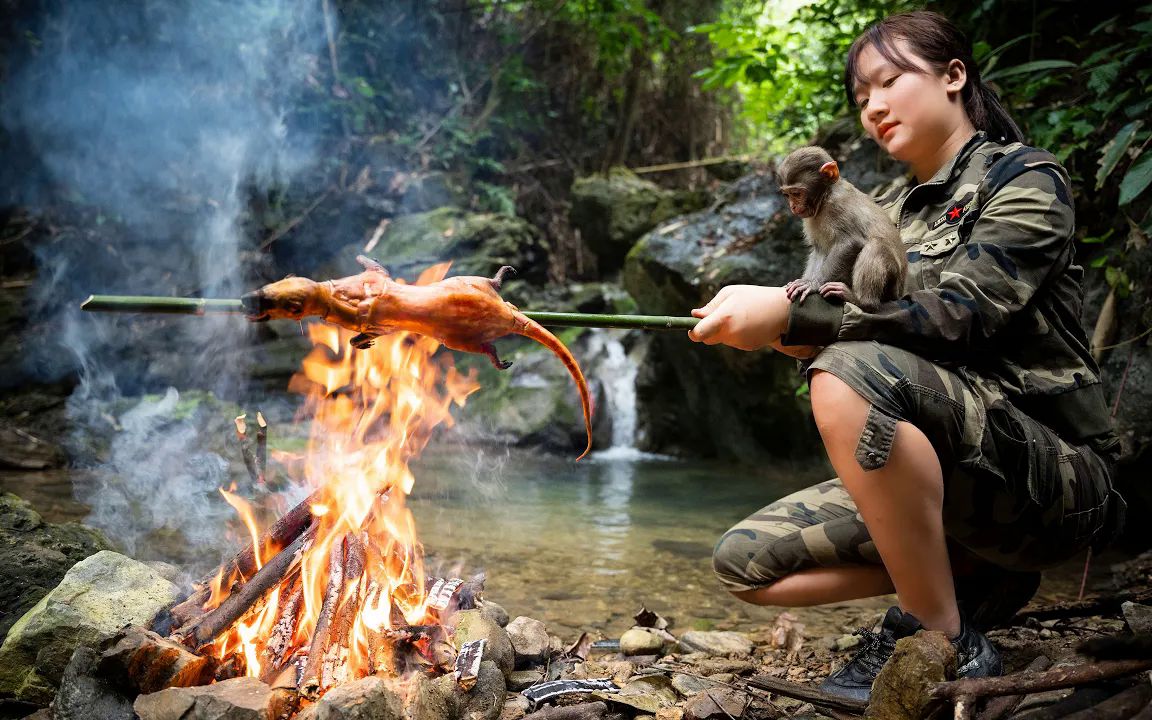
[81,294,699,331]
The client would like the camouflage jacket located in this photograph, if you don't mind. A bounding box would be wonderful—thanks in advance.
[782,131,1118,453]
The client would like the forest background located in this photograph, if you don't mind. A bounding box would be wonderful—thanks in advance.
[0,0,1150,542]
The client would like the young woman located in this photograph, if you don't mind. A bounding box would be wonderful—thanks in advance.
[688,11,1125,701]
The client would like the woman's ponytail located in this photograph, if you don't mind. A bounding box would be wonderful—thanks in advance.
[968,82,1024,145]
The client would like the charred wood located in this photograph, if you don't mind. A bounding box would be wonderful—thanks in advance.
[169,489,321,627]
[299,535,349,697]
[175,520,317,647]
[97,625,217,694]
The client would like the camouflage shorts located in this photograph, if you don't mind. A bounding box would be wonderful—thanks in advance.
[713,341,1125,592]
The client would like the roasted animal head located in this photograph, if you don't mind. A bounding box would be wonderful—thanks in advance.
[241,276,326,321]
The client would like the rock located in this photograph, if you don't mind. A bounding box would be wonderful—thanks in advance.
[461,660,507,720]
[570,168,709,268]
[0,550,181,705]
[0,493,112,640]
[689,658,755,676]
[0,424,65,470]
[655,710,685,720]
[481,601,511,628]
[620,627,666,656]
[134,676,293,720]
[670,673,718,696]
[676,631,753,657]
[97,625,216,694]
[407,672,463,720]
[507,617,551,667]
[332,207,551,284]
[499,692,530,720]
[864,631,956,720]
[51,646,134,720]
[453,610,515,679]
[297,675,404,720]
[509,670,544,691]
[683,687,749,719]
[834,634,862,651]
[1122,601,1152,635]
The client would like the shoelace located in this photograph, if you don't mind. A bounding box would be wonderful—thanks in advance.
[845,626,897,675]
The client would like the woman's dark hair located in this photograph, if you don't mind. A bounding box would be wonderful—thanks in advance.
[844,11,1024,145]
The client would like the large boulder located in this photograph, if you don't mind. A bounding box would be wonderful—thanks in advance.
[571,168,710,269]
[326,207,551,284]
[0,550,182,705]
[0,493,112,641]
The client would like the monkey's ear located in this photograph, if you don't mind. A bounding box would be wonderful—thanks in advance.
[819,161,840,183]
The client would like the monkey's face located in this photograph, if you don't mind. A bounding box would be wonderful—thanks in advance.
[781,186,817,218]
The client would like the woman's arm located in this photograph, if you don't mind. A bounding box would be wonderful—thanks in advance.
[780,164,1075,357]
[688,285,821,358]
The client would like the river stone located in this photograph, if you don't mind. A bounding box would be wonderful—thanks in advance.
[481,601,510,628]
[51,646,134,720]
[0,550,181,704]
[670,673,718,696]
[620,627,666,656]
[508,670,544,691]
[676,631,753,657]
[453,609,515,679]
[498,693,530,720]
[0,493,112,641]
[296,675,404,720]
[570,168,709,268]
[461,660,507,720]
[864,631,956,720]
[134,676,292,720]
[506,616,550,666]
[1122,601,1152,635]
[407,672,463,720]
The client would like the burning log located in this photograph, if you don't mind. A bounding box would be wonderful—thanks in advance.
[260,581,303,681]
[233,414,260,488]
[169,489,322,627]
[255,411,267,486]
[300,532,368,697]
[175,520,318,648]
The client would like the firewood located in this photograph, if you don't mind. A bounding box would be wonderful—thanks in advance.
[169,489,322,627]
[1061,681,1152,720]
[260,579,303,681]
[1010,589,1152,624]
[174,520,317,647]
[314,533,367,691]
[97,625,217,694]
[929,658,1152,703]
[745,674,867,714]
[975,655,1051,720]
[234,415,260,487]
[300,535,348,697]
[255,411,267,485]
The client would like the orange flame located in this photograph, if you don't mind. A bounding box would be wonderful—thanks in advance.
[210,262,480,689]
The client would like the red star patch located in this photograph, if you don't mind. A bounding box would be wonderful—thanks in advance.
[945,204,965,224]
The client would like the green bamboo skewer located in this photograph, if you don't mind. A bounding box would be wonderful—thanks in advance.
[80,294,699,331]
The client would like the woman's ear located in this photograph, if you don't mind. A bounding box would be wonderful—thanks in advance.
[945,58,968,95]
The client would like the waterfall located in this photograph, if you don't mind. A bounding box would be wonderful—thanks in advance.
[586,329,663,461]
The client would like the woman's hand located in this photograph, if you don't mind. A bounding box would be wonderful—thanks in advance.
[688,285,822,358]
[688,285,790,351]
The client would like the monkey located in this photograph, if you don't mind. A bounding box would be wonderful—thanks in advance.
[777,146,906,311]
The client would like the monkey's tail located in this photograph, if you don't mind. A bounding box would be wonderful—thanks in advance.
[511,311,594,461]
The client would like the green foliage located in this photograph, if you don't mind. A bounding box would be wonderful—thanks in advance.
[691,0,914,152]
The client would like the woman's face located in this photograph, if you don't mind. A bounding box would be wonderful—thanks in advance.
[852,38,968,167]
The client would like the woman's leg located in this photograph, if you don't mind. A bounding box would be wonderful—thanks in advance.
[732,565,894,606]
[809,368,961,638]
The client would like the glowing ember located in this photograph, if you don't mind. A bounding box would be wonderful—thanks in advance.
[205,262,480,694]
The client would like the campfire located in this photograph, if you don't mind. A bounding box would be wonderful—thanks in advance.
[155,262,493,710]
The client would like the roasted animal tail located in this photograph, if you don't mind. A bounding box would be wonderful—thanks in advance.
[512,312,594,460]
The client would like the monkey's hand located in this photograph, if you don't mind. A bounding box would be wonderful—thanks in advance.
[784,278,818,304]
[818,281,856,305]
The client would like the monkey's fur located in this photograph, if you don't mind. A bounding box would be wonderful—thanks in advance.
[778,146,906,310]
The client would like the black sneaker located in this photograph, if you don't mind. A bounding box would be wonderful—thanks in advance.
[952,615,1003,678]
[955,567,1041,632]
[819,606,1004,702]
[818,606,922,702]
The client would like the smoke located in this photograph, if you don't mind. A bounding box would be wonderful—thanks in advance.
[1,0,329,562]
